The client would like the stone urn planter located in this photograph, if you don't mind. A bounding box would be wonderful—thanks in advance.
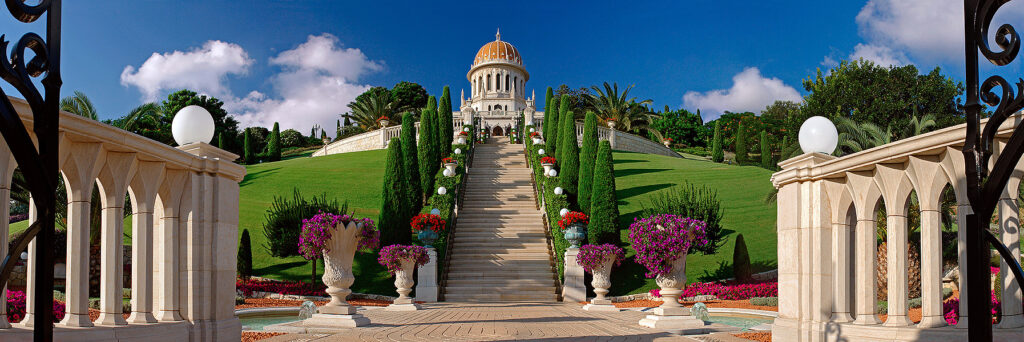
[412,213,446,249]
[443,158,458,174]
[379,245,431,311]
[628,214,710,330]
[457,133,467,144]
[417,229,438,248]
[558,211,589,249]
[578,244,625,312]
[540,156,557,177]
[298,213,379,328]
[663,139,672,148]
[542,163,554,175]
[532,137,543,145]
[607,120,617,130]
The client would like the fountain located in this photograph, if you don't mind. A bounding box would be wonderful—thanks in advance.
[691,302,710,322]
[298,301,316,320]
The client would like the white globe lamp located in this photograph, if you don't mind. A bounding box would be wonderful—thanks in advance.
[437,187,447,195]
[553,187,563,195]
[464,127,470,132]
[798,116,839,155]
[529,128,535,133]
[548,169,558,177]
[430,208,441,216]
[454,148,462,154]
[559,208,569,217]
[538,149,545,155]
[443,169,454,177]
[171,105,215,146]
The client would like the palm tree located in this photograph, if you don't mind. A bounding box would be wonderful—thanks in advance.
[60,90,98,120]
[835,116,892,156]
[117,102,163,132]
[585,82,663,139]
[904,113,938,137]
[344,90,397,130]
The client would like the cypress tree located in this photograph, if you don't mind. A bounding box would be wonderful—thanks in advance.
[547,95,560,157]
[712,121,724,163]
[439,86,453,156]
[557,94,572,160]
[418,107,440,197]
[269,122,282,161]
[243,128,253,164]
[760,130,772,169]
[426,95,439,147]
[380,137,411,247]
[543,87,554,142]
[733,233,753,283]
[559,110,580,201]
[336,119,341,138]
[344,117,352,127]
[217,133,225,150]
[735,122,748,164]
[400,112,423,210]
[589,141,619,245]
[238,229,253,280]
[578,112,599,215]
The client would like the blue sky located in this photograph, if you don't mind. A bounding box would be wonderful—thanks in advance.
[0,0,1012,134]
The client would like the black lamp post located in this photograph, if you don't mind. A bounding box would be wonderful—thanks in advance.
[963,0,1024,340]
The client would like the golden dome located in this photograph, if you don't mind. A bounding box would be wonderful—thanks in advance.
[473,30,521,66]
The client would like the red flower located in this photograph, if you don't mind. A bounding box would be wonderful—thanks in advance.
[411,213,446,232]
[530,132,541,138]
[377,116,389,121]
[442,157,457,164]
[458,131,469,136]
[541,156,557,164]
[558,211,589,230]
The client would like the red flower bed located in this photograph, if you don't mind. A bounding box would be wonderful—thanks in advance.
[649,281,779,301]
[6,290,66,323]
[530,132,540,138]
[236,279,327,297]
[558,211,589,230]
[442,157,457,164]
[458,131,468,136]
[541,156,557,164]
[411,213,446,232]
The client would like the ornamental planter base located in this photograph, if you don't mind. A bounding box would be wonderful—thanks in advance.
[386,303,422,311]
[582,302,620,312]
[638,314,705,331]
[302,313,370,328]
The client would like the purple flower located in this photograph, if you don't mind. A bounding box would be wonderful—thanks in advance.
[576,244,625,273]
[297,211,379,260]
[377,244,431,274]
[627,214,709,278]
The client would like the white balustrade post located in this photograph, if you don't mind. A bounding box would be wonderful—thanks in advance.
[831,217,853,323]
[417,247,439,302]
[95,152,137,326]
[20,198,36,327]
[854,217,880,325]
[0,142,13,329]
[562,248,585,303]
[883,212,912,326]
[919,208,946,327]
[998,184,1024,328]
[155,169,186,322]
[60,142,105,327]
[956,203,970,328]
[127,162,164,324]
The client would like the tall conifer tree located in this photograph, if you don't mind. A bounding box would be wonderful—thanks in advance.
[419,107,440,196]
[735,122,748,164]
[559,110,580,201]
[578,112,599,214]
[543,87,554,142]
[712,121,724,163]
[243,128,253,164]
[380,137,411,246]
[557,94,572,160]
[760,130,772,169]
[547,95,560,156]
[401,112,423,210]
[439,87,453,156]
[588,141,619,244]
[269,122,282,161]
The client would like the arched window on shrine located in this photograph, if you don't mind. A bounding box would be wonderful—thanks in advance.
[487,74,492,91]
[506,74,510,91]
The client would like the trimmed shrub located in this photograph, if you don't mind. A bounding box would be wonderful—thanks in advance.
[559,110,580,201]
[439,86,453,156]
[268,122,281,161]
[419,107,440,197]
[543,87,554,143]
[733,233,752,283]
[588,141,619,245]
[735,121,747,164]
[238,229,253,280]
[640,182,725,255]
[578,112,599,215]
[243,128,253,164]
[749,297,778,306]
[760,130,771,169]
[262,188,344,257]
[557,94,572,160]
[547,95,560,157]
[712,121,724,163]
[400,112,423,211]
[380,137,412,247]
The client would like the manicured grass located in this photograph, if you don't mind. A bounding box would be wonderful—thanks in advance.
[608,151,777,296]
[239,149,393,295]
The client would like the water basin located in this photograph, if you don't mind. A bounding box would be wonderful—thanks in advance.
[705,313,773,331]
[240,314,301,331]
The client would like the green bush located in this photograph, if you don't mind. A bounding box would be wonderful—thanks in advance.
[243,128,254,164]
[733,233,752,283]
[557,94,572,161]
[588,141,619,245]
[268,122,281,161]
[759,130,771,169]
[238,229,253,279]
[401,112,422,212]
[380,138,411,247]
[735,121,747,164]
[908,297,922,309]
[439,87,454,157]
[943,287,954,299]
[876,301,887,314]
[559,110,580,202]
[749,297,778,306]
[419,107,440,197]
[262,188,344,257]
[547,95,560,157]
[680,146,711,157]
[543,87,554,147]
[577,112,599,215]
[712,121,724,163]
[640,182,725,255]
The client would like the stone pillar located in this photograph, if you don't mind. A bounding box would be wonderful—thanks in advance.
[127,162,165,324]
[831,218,853,323]
[998,185,1024,328]
[96,152,137,326]
[60,142,105,328]
[919,208,946,327]
[883,212,912,326]
[956,203,970,329]
[608,129,617,149]
[417,248,439,302]
[853,217,880,325]
[155,169,186,322]
[562,248,585,303]
[20,198,36,327]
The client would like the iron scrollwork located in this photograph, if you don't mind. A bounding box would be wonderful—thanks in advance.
[0,0,61,340]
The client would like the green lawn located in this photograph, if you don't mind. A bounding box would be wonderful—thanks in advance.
[609,151,777,296]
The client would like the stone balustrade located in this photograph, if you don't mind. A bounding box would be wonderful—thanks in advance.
[0,97,244,341]
[771,114,1024,341]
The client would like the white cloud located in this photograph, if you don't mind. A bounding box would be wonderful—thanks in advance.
[227,34,383,134]
[682,67,803,120]
[120,40,253,102]
[849,43,910,67]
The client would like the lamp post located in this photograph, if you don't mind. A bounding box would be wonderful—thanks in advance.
[962,1,1024,340]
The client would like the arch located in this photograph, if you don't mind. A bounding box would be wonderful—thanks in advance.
[506,74,510,91]
[496,72,502,91]
[504,105,508,111]
[514,76,518,92]
[492,126,504,136]
[487,74,492,91]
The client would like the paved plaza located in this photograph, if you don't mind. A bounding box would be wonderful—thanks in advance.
[260,302,754,341]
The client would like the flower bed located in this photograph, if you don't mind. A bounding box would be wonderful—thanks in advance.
[6,290,66,323]
[541,156,557,165]
[411,213,446,233]
[236,279,327,297]
[648,281,779,300]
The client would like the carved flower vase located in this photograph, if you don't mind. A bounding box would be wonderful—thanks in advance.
[444,162,458,174]
[532,137,543,145]
[457,136,466,144]
[387,257,422,311]
[303,220,371,327]
[564,223,586,249]
[417,228,438,248]
[541,163,554,175]
[582,254,620,312]
[639,252,704,329]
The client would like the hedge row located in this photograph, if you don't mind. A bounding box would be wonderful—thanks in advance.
[526,131,571,280]
[418,127,474,278]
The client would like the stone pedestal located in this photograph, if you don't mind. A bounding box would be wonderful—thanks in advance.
[417,248,439,302]
[303,313,370,328]
[562,248,586,303]
[582,256,619,312]
[304,220,371,327]
[639,253,705,331]
[387,258,422,311]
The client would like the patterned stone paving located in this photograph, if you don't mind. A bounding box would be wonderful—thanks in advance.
[263,302,703,341]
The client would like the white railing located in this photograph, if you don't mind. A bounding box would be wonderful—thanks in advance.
[314,122,464,157]
[572,122,677,158]
[0,97,244,340]
[771,114,1024,341]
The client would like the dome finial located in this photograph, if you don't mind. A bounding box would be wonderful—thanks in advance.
[496,28,501,41]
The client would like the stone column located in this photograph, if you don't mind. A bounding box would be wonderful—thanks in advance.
[998,186,1024,328]
[562,248,585,303]
[0,142,13,329]
[853,217,880,325]
[919,208,946,327]
[417,248,439,302]
[96,152,137,326]
[956,203,970,329]
[127,161,165,324]
[60,142,105,328]
[20,198,36,327]
[155,169,186,322]
[831,219,853,323]
[883,212,912,326]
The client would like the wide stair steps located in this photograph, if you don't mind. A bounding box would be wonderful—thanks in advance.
[444,141,559,302]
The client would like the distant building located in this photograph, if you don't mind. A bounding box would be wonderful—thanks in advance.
[456,30,542,136]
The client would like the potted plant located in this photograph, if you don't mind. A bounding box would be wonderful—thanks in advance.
[442,157,458,174]
[628,214,709,328]
[378,245,431,310]
[457,131,468,144]
[540,156,557,175]
[411,213,446,248]
[558,211,589,248]
[297,212,379,317]
[663,138,673,148]
[578,244,626,311]
[530,132,543,144]
[377,116,390,127]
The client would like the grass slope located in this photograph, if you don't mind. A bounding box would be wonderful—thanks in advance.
[609,151,777,296]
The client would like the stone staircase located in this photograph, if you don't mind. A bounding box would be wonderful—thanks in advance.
[444,140,559,302]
